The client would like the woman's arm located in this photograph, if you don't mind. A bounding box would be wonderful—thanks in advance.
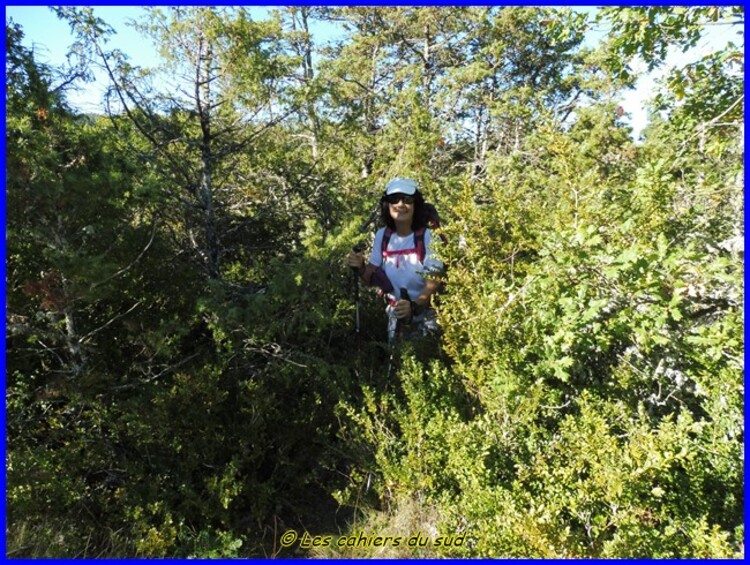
[358,262,376,285]
[416,278,440,310]
[347,250,377,286]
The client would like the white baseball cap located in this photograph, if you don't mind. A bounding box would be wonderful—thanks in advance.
[385,177,418,196]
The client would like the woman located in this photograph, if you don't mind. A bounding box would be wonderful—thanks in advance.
[347,177,443,342]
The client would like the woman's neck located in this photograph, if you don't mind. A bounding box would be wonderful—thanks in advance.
[394,220,412,236]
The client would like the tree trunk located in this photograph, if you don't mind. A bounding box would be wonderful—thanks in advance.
[300,8,320,159]
[422,24,432,112]
[196,34,220,279]
[361,43,380,179]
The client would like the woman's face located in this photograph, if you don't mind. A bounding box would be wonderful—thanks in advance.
[387,193,415,224]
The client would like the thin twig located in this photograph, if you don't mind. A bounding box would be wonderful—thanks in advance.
[80,301,143,344]
[91,218,159,289]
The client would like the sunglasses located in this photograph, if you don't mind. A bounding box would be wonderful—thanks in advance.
[386,194,415,205]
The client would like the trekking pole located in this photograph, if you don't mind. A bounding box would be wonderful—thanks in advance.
[386,288,411,379]
[397,287,411,339]
[351,244,365,340]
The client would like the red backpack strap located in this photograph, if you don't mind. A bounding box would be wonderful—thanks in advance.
[414,227,426,263]
[382,227,429,264]
[381,227,393,260]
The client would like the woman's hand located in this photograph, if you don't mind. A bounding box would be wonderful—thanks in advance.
[393,299,413,320]
[346,250,365,271]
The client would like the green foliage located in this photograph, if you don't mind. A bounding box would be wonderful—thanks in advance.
[6,6,743,558]
[598,7,743,76]
[339,151,742,555]
[333,8,742,551]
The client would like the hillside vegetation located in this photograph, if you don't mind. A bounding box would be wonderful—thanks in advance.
[5,6,743,557]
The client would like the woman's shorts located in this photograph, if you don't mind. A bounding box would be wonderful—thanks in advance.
[386,306,440,344]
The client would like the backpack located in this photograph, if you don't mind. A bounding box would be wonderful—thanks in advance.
[380,226,426,265]
[367,201,446,298]
[380,202,445,265]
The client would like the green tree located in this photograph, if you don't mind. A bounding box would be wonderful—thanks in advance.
[56,6,291,280]
[334,7,743,558]
[6,6,743,558]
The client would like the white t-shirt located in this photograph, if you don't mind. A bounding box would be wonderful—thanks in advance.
[368,227,443,302]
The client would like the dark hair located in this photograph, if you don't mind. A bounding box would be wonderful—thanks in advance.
[379,190,427,231]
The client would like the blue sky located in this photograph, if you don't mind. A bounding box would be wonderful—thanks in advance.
[6,6,159,113]
[5,6,740,141]
[5,6,345,113]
